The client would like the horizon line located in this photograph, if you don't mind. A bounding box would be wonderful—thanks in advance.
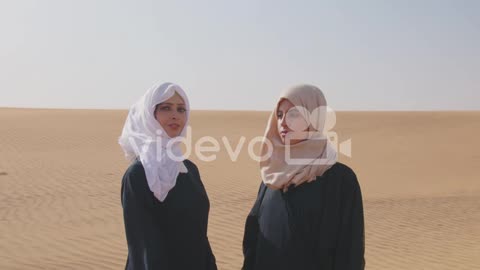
[1,106,479,113]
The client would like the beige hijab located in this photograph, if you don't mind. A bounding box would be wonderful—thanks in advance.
[259,84,338,191]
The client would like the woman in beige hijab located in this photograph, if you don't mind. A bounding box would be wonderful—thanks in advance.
[242,84,365,270]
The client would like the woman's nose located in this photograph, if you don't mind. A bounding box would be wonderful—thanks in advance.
[170,110,179,120]
[280,116,288,128]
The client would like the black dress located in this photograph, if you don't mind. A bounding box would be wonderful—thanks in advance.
[242,162,365,270]
[121,159,217,270]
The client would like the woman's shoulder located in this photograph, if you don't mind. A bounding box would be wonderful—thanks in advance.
[323,162,360,190]
[123,159,146,179]
[122,159,150,194]
[183,159,198,171]
[183,159,201,178]
[328,162,356,177]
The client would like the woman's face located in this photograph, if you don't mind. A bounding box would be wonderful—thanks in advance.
[154,92,187,138]
[276,99,309,145]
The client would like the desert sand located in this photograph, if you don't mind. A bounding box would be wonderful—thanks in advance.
[0,108,479,269]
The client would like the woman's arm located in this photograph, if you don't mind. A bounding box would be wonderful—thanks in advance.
[184,160,218,270]
[242,182,266,270]
[121,163,169,269]
[333,168,365,270]
[205,237,217,270]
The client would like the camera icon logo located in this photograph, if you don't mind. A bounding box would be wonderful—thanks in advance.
[284,105,352,165]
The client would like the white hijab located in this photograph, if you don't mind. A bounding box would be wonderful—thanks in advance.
[118,82,190,202]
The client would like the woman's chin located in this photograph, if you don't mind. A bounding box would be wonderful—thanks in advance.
[165,131,181,138]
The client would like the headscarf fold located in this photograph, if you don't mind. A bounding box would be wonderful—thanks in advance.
[260,84,338,191]
[119,82,189,202]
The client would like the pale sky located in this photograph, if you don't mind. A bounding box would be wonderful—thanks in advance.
[1,0,479,111]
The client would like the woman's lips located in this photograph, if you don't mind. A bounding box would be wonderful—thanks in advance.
[168,123,180,129]
[280,130,289,137]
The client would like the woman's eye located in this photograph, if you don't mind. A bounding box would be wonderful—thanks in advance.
[159,106,171,111]
[277,113,283,119]
[178,108,187,113]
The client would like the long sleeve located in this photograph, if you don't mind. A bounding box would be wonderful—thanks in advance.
[186,161,218,270]
[121,164,169,270]
[205,237,217,270]
[242,183,266,270]
[242,210,258,270]
[333,169,365,270]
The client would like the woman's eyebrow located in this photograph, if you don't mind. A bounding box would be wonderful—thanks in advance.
[159,102,185,106]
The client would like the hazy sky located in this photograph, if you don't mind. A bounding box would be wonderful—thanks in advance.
[1,0,478,110]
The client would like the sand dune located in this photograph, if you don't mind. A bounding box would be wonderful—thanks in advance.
[0,108,479,269]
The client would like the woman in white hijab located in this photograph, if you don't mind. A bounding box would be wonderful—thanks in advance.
[242,84,365,270]
[119,82,217,270]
